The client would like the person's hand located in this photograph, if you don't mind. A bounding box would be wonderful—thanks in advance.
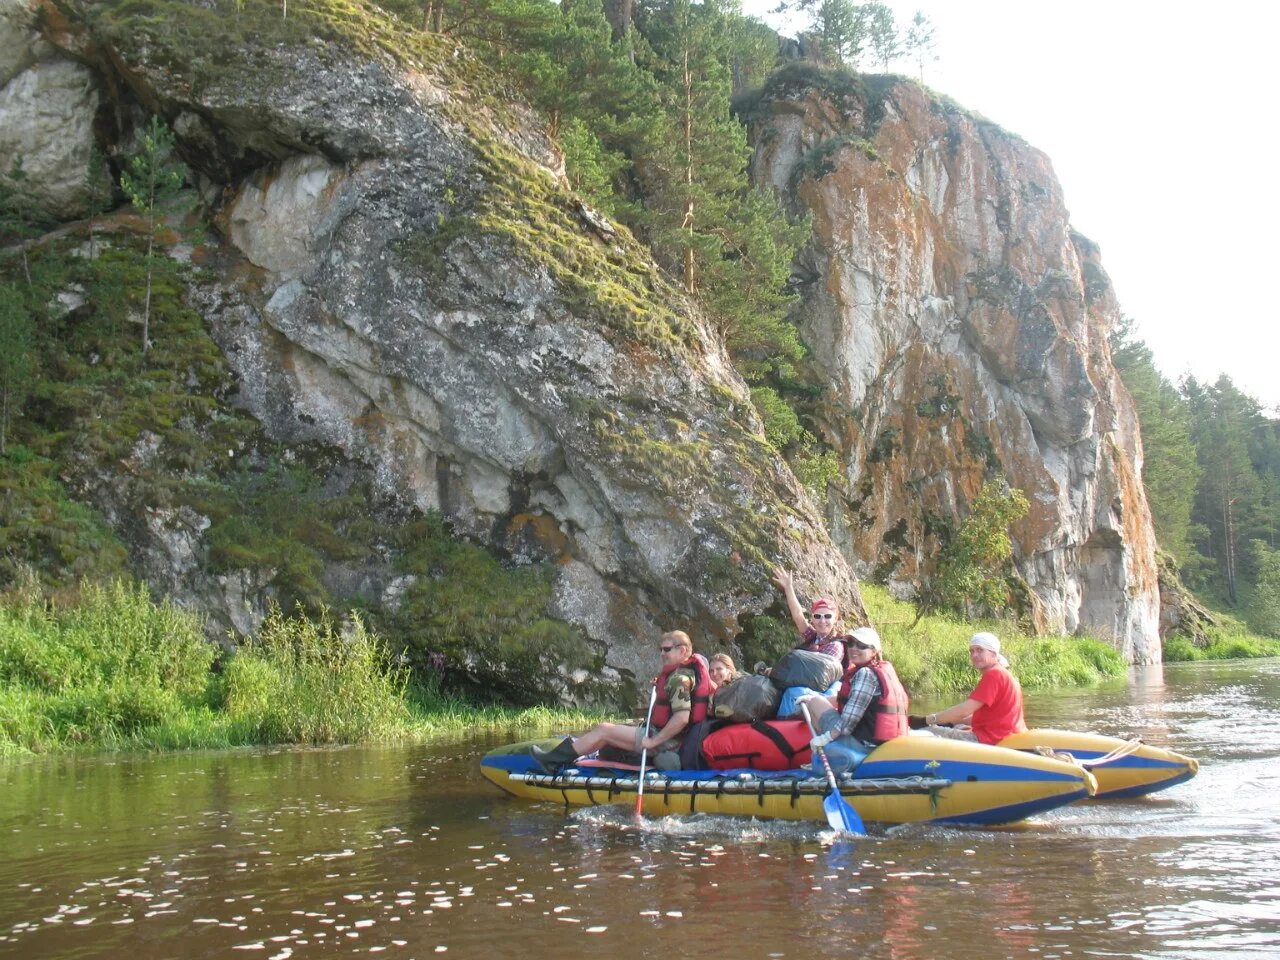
[753,661,770,676]
[639,735,658,752]
[907,714,928,730]
[809,732,833,750]
[770,567,792,592]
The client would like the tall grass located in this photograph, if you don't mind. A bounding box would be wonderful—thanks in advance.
[0,579,214,751]
[859,584,1127,696]
[1163,621,1280,662]
[216,607,412,744]
[0,579,603,756]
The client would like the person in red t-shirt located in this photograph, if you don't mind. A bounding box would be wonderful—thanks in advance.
[908,632,1028,745]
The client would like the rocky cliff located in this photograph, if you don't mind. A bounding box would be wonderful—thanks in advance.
[2,0,863,699]
[2,0,1166,689]
[744,67,1161,662]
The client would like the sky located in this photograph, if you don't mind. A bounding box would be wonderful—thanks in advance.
[743,1,1280,412]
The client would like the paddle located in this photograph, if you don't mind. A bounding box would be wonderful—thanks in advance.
[633,683,659,819]
[800,701,866,836]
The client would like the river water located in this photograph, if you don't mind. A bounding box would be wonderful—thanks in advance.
[3,659,1278,960]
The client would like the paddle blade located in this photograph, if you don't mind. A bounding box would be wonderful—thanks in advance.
[824,790,866,836]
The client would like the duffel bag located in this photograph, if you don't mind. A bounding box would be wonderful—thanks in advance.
[701,719,813,771]
[710,674,779,723]
[769,648,842,691]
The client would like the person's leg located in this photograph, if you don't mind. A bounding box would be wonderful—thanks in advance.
[926,725,979,742]
[806,696,836,726]
[570,722,643,756]
[777,686,816,718]
[820,737,871,775]
[532,722,641,772]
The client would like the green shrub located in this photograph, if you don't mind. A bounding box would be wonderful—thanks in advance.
[391,513,598,705]
[222,606,412,744]
[0,579,213,750]
[1163,624,1280,662]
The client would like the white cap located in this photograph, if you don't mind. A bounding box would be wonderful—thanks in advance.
[970,631,1008,667]
[850,626,882,651]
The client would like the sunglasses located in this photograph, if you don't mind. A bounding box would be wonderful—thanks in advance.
[850,641,875,651]
[660,645,680,653]
[811,612,834,620]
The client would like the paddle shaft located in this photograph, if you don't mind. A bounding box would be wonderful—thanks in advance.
[800,701,866,835]
[634,683,659,817]
[800,702,842,793]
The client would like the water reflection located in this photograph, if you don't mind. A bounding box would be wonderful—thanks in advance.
[2,660,1279,959]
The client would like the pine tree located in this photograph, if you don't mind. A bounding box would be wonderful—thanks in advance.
[816,0,863,65]
[119,116,187,355]
[83,146,114,260]
[635,0,807,374]
[902,9,937,83]
[0,157,44,289]
[1110,317,1200,565]
[864,1,898,71]
[1186,375,1268,603]
[1249,539,1280,636]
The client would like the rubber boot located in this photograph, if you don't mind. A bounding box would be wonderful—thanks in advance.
[530,736,578,773]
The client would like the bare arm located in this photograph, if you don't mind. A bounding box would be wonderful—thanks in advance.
[641,709,689,751]
[930,699,982,726]
[771,566,810,635]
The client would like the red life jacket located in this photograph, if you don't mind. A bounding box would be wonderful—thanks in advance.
[650,653,713,729]
[836,658,909,744]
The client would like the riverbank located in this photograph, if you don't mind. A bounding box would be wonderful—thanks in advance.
[0,580,604,757]
[2,577,1266,758]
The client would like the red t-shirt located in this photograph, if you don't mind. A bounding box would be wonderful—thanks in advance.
[968,667,1027,744]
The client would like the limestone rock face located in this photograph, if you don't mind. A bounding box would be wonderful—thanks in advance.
[748,73,1161,662]
[37,4,862,692]
[0,0,106,220]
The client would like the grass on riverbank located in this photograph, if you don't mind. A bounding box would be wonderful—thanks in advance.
[1163,621,1280,662]
[858,584,1128,696]
[0,579,602,757]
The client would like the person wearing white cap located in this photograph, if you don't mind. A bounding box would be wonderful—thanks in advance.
[908,631,1027,745]
[797,625,910,774]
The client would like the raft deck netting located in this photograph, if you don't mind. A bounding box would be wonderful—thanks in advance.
[482,735,1099,826]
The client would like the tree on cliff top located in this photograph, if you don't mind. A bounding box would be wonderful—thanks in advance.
[636,0,807,374]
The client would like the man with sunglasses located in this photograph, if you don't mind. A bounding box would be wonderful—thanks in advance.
[530,631,712,773]
[800,626,909,774]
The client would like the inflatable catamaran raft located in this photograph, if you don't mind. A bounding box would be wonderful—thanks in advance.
[481,728,1198,826]
[997,729,1198,799]
[483,734,1099,826]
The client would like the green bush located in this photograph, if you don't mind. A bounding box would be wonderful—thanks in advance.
[221,606,411,744]
[0,579,213,751]
[391,513,598,705]
[1163,624,1280,662]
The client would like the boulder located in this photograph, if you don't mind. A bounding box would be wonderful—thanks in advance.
[0,0,106,220]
